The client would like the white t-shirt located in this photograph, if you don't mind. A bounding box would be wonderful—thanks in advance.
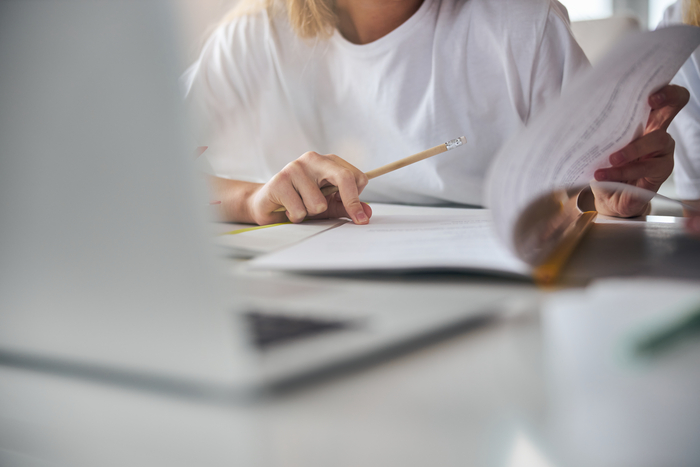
[659,1,700,200]
[182,0,589,206]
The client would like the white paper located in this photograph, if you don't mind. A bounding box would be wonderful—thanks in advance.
[214,219,346,256]
[250,210,530,276]
[486,26,700,251]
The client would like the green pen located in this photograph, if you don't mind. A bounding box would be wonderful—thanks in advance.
[637,303,700,355]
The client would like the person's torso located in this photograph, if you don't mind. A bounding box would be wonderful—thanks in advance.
[209,0,558,205]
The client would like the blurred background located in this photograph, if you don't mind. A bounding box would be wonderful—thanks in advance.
[564,0,675,28]
[174,0,678,65]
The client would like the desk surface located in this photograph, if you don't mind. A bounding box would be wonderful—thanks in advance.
[1,209,699,467]
[563,215,700,283]
[0,314,549,467]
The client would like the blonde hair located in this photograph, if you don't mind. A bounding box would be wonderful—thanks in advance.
[684,0,700,27]
[222,0,337,38]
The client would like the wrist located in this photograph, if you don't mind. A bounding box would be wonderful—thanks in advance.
[241,183,264,224]
[208,175,264,223]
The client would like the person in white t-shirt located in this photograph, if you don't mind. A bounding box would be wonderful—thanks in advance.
[659,0,700,235]
[183,0,687,226]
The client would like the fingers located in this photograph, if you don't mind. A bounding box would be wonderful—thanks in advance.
[326,155,370,193]
[285,160,328,216]
[254,151,370,225]
[300,152,369,224]
[595,156,673,188]
[599,129,674,190]
[593,90,683,219]
[310,195,372,222]
[362,202,372,219]
[647,84,690,132]
[607,129,674,167]
[325,165,369,224]
[591,183,651,218]
[265,170,308,223]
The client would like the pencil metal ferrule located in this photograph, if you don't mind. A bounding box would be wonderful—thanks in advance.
[445,136,467,150]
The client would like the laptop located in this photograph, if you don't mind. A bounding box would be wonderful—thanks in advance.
[0,0,535,399]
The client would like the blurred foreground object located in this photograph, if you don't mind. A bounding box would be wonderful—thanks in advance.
[0,0,252,388]
[0,2,261,465]
[543,278,700,466]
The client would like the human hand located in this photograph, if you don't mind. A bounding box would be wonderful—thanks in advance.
[593,84,690,217]
[687,213,700,235]
[248,151,372,225]
[684,200,700,236]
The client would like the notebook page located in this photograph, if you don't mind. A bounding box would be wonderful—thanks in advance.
[485,26,700,252]
[249,210,530,276]
[213,219,346,257]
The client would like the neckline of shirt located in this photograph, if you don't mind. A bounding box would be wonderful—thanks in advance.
[330,0,436,57]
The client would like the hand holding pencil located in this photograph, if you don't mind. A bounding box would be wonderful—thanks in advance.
[272,136,467,212]
[248,137,466,226]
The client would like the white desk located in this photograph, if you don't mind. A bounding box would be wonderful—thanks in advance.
[1,208,700,467]
[0,312,545,467]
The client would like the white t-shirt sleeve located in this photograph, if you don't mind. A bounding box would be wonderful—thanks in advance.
[658,1,700,200]
[181,14,272,182]
[528,1,590,122]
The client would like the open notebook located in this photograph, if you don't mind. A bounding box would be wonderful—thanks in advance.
[250,26,700,280]
[250,207,530,276]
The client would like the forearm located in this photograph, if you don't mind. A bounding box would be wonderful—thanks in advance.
[205,151,372,226]
[207,175,262,224]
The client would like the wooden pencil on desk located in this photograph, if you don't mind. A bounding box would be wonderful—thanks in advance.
[273,136,467,213]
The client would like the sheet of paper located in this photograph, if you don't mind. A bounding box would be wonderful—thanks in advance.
[213,219,346,256]
[249,210,531,276]
[210,204,466,257]
[485,26,700,251]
